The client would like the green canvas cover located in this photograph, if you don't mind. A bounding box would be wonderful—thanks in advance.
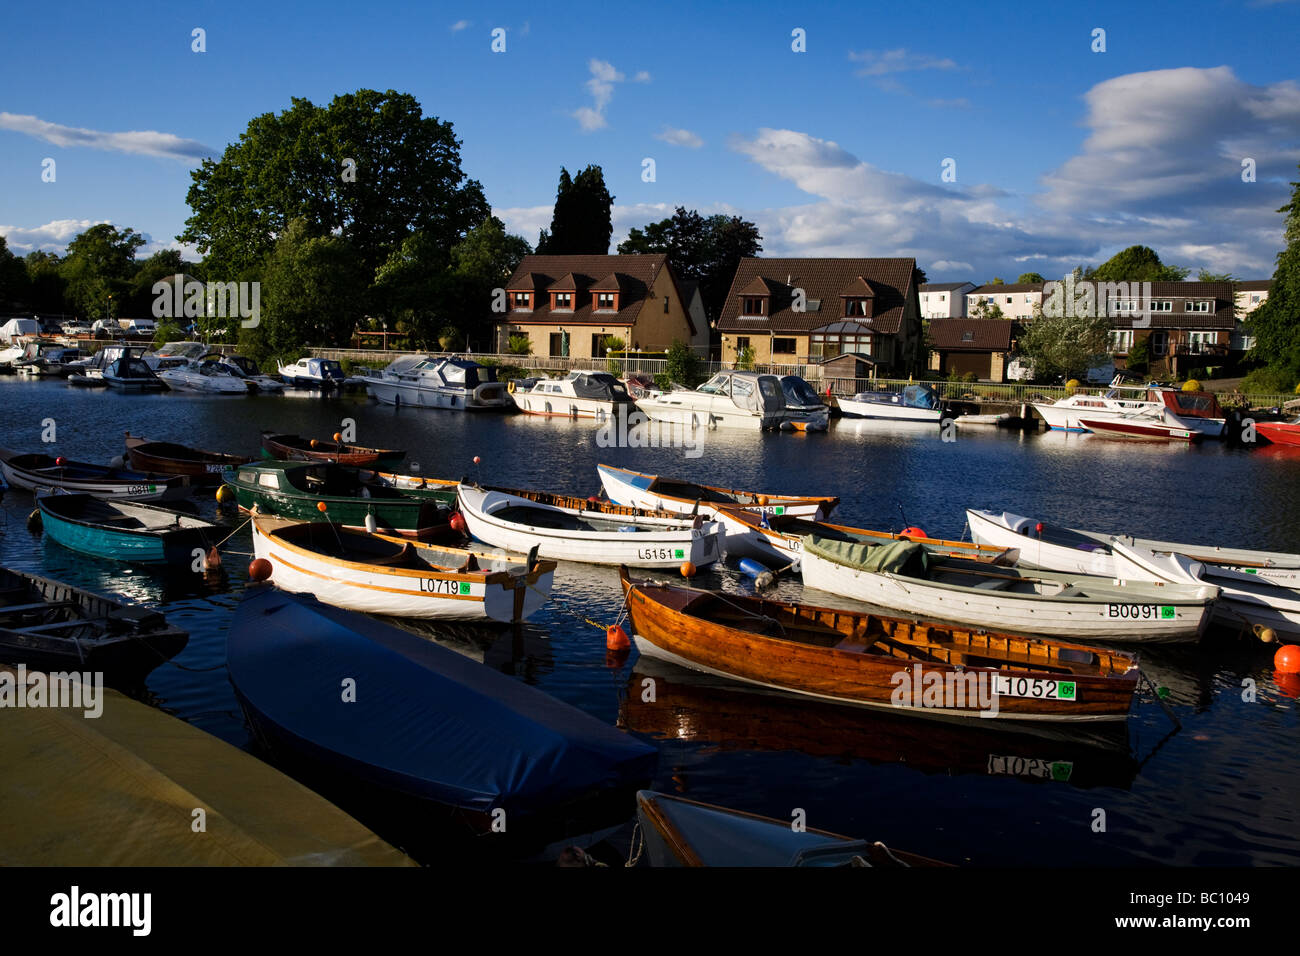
[803,535,926,574]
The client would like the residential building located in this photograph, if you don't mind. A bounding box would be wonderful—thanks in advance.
[1233,280,1271,351]
[495,255,697,359]
[919,281,976,319]
[1106,281,1235,377]
[965,282,1045,321]
[715,258,922,374]
[926,319,1016,381]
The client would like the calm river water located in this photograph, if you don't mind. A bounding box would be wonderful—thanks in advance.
[2,376,1297,866]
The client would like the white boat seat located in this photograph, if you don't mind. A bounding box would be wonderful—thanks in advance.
[972,578,1011,591]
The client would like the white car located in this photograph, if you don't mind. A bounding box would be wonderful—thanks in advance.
[62,322,93,336]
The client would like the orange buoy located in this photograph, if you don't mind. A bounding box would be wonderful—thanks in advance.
[448,512,467,534]
[473,455,481,465]
[248,558,273,582]
[680,561,697,578]
[757,495,769,507]
[1275,644,1300,674]
[606,624,631,651]
[899,526,928,539]
[316,501,328,513]
[309,439,321,449]
[333,432,342,442]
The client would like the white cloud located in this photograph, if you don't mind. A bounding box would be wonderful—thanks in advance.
[849,49,958,77]
[449,20,470,32]
[571,59,648,132]
[0,112,214,161]
[655,126,703,148]
[0,219,193,260]
[632,71,651,83]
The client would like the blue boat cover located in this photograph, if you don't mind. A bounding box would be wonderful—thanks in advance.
[227,587,656,815]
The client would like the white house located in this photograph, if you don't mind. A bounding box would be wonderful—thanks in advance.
[965,282,1045,321]
[918,282,975,319]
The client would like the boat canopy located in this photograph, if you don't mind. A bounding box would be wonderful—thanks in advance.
[850,383,942,410]
[227,588,656,815]
[803,535,928,575]
[1157,389,1223,419]
[780,375,823,408]
[567,371,631,401]
[699,372,785,413]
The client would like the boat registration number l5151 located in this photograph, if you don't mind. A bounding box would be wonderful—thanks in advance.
[1107,604,1176,619]
[992,676,1076,700]
[638,547,688,561]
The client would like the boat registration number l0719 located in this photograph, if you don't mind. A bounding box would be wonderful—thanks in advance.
[419,578,474,596]
[992,676,1076,700]
[638,547,687,561]
[1107,604,1176,619]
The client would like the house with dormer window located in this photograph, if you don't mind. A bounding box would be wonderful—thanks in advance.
[716,258,923,373]
[1106,281,1237,377]
[495,255,703,358]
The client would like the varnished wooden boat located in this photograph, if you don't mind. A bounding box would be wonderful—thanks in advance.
[261,432,405,469]
[619,567,1140,721]
[124,432,252,484]
[597,464,838,520]
[0,448,189,501]
[635,791,944,867]
[0,567,187,685]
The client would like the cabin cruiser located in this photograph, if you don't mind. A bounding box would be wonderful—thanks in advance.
[1032,374,1226,437]
[157,359,250,394]
[635,370,787,430]
[144,341,208,370]
[778,375,830,431]
[511,370,635,420]
[279,356,346,389]
[836,383,947,422]
[209,354,285,393]
[359,355,513,411]
[73,346,167,391]
[11,341,84,377]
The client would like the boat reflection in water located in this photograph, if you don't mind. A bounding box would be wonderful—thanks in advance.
[621,660,1139,791]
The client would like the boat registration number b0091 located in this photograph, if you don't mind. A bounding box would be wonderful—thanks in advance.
[992,676,1076,701]
[1107,604,1176,619]
[638,547,687,561]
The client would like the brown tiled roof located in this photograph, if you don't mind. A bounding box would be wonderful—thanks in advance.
[717,258,916,334]
[738,275,776,296]
[969,283,1044,295]
[839,276,877,297]
[928,319,1013,351]
[590,272,626,292]
[1235,279,1272,292]
[1108,281,1235,330]
[920,282,975,292]
[549,272,584,292]
[502,255,671,328]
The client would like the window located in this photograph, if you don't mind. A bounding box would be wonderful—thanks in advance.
[1109,298,1138,313]
[773,337,797,355]
[512,292,531,310]
[1005,296,1013,305]
[1149,331,1169,356]
[735,336,751,352]
[1185,300,1211,313]
[663,295,669,314]
[961,331,975,343]
[939,294,946,301]
[1024,294,1034,303]
[258,473,279,489]
[844,298,870,317]
[742,296,766,316]
[1251,294,1262,304]
[549,332,569,357]
[592,335,608,358]
[596,292,615,310]
[553,293,573,310]
[1150,300,1172,312]
[1186,331,1216,353]
[1108,330,1133,352]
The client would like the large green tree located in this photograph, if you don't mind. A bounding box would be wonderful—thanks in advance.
[180,90,489,284]
[1017,272,1045,284]
[261,219,369,356]
[536,165,613,255]
[59,224,145,321]
[1247,168,1300,386]
[1019,304,1111,380]
[1087,245,1188,282]
[23,251,68,315]
[617,206,762,321]
[0,237,28,310]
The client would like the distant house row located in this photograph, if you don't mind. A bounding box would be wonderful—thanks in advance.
[492,255,1271,380]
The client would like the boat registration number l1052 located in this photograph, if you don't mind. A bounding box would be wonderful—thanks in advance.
[992,676,1076,700]
[987,755,1074,781]
[1107,604,1176,619]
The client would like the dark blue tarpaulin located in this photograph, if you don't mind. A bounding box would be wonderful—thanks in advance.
[227,587,656,816]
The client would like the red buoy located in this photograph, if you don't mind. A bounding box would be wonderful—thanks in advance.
[587,495,600,504]
[606,624,631,651]
[1275,644,1300,674]
[473,456,481,465]
[1035,522,1045,537]
[55,457,66,467]
[899,526,928,539]
[248,558,273,582]
[448,512,467,534]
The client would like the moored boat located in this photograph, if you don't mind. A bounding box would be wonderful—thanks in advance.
[261,431,405,469]
[0,568,188,684]
[207,354,286,393]
[621,567,1140,722]
[597,463,838,520]
[251,516,555,623]
[510,370,634,419]
[156,359,250,394]
[279,356,346,389]
[101,347,168,391]
[223,461,448,539]
[1256,417,1300,446]
[634,370,787,430]
[1032,376,1226,437]
[778,375,830,432]
[0,449,188,501]
[360,354,514,410]
[456,483,725,569]
[1079,405,1201,442]
[636,790,945,867]
[124,432,252,484]
[354,469,459,506]
[836,383,947,422]
[37,494,220,566]
[227,586,657,830]
[799,535,1217,642]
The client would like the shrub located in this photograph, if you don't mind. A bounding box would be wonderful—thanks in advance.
[152,322,182,349]
[665,339,704,388]
[654,372,673,392]
[506,334,532,356]
[1241,366,1295,394]
[735,346,756,371]
[1182,379,1202,391]
[1126,337,1151,373]
[603,336,625,377]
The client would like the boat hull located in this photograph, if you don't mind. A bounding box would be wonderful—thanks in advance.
[226,479,447,539]
[261,433,405,469]
[1256,421,1300,446]
[836,397,944,422]
[0,452,188,501]
[596,463,836,520]
[38,500,212,566]
[1079,417,1199,442]
[124,434,251,485]
[366,378,514,411]
[511,392,631,420]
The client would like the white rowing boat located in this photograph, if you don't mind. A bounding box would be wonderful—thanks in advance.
[250,516,555,623]
[596,464,837,520]
[456,484,724,569]
[799,535,1217,642]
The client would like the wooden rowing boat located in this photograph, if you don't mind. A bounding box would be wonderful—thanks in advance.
[457,483,725,569]
[123,432,251,485]
[354,469,459,506]
[0,568,188,685]
[620,567,1140,721]
[798,535,1217,642]
[716,504,1014,569]
[635,791,946,867]
[38,494,220,566]
[0,448,189,501]
[597,463,838,520]
[261,431,405,469]
[251,516,555,623]
[224,461,448,539]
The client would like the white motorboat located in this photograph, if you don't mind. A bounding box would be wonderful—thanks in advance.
[157,360,250,394]
[778,376,830,432]
[1032,376,1226,437]
[144,341,208,370]
[359,355,513,411]
[596,463,839,520]
[279,357,346,389]
[510,370,635,420]
[456,484,725,569]
[799,535,1217,642]
[634,371,787,431]
[1078,405,1202,442]
[835,383,947,422]
[208,354,285,393]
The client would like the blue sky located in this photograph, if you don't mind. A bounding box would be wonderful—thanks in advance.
[2,0,1298,281]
